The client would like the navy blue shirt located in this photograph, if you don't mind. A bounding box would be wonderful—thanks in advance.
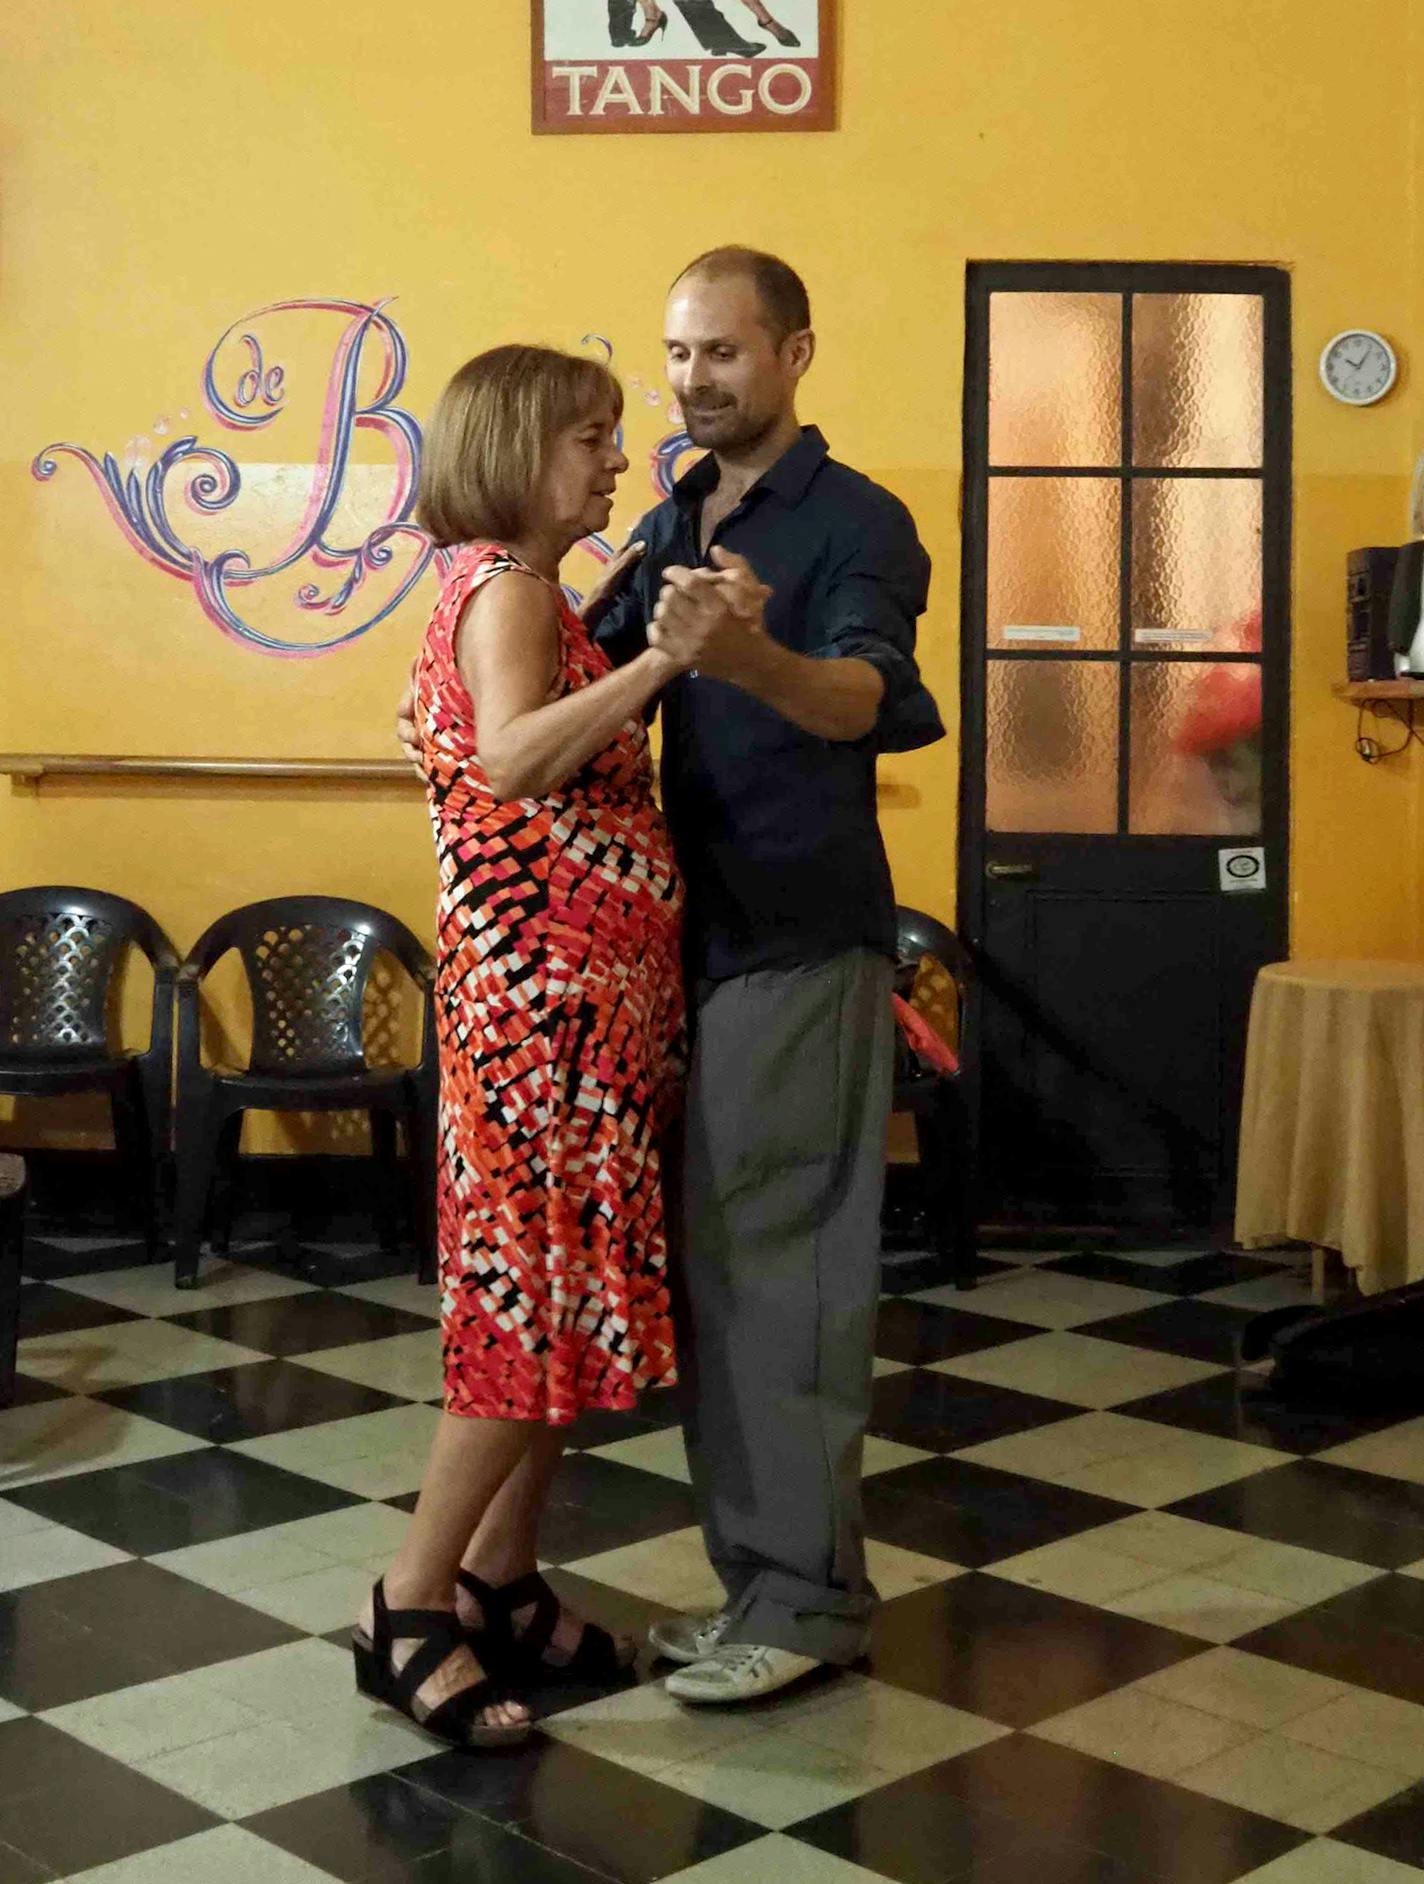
[593,426,945,982]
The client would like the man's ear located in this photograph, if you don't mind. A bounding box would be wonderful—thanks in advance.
[786,328,816,380]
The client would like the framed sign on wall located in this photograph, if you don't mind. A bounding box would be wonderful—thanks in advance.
[532,0,835,135]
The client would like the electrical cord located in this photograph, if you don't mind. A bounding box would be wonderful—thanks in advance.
[1355,699,1421,763]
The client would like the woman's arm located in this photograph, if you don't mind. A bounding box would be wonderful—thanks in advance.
[461,571,679,802]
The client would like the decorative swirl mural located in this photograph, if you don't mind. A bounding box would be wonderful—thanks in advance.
[32,301,693,657]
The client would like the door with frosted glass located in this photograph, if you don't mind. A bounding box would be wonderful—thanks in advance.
[960,264,1289,1226]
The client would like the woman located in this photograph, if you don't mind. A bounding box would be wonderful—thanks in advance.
[355,345,687,1748]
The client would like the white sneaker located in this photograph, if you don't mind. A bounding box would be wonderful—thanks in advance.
[664,1642,821,1704]
[647,1609,730,1666]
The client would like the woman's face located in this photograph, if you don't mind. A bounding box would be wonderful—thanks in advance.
[537,398,628,546]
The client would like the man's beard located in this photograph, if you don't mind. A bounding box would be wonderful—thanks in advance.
[684,402,771,452]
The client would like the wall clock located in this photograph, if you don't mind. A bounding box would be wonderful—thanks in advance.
[1319,330,1398,406]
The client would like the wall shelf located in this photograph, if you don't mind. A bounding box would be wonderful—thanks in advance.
[0,755,418,783]
[1333,681,1424,703]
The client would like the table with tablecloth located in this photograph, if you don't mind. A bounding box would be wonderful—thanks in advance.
[1235,960,1424,1296]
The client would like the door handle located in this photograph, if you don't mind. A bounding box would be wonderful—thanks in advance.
[986,862,1039,881]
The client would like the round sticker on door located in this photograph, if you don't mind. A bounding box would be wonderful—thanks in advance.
[1219,847,1267,893]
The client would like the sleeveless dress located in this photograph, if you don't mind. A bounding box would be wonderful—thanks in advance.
[415,542,684,1424]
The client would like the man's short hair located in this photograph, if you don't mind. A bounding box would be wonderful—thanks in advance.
[415,344,622,549]
[672,247,812,345]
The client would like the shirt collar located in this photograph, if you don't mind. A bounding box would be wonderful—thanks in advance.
[673,424,830,510]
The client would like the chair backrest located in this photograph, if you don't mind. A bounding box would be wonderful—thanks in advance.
[185,896,431,1078]
[893,905,972,1078]
[0,886,173,1056]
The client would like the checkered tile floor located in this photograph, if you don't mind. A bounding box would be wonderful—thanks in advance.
[4,1221,1424,1884]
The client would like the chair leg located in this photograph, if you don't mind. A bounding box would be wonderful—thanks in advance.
[0,1172,24,1408]
[916,1096,976,1292]
[171,1099,228,1289]
[370,1108,404,1261]
[208,1114,244,1259]
[111,1070,159,1261]
[406,1080,438,1286]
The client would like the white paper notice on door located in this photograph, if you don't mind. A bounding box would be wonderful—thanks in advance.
[1002,626,1082,644]
[1137,628,1212,646]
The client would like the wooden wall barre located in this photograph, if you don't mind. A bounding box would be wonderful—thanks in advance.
[0,754,417,783]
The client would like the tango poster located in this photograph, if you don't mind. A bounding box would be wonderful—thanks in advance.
[532,0,834,134]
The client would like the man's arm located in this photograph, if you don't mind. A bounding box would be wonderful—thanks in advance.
[649,507,945,749]
[811,501,945,753]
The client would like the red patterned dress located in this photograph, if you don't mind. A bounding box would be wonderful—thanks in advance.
[415,543,684,1424]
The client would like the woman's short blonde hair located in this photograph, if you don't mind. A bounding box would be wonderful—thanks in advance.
[416,344,623,548]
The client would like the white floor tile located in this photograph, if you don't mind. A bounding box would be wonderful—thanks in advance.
[0,1396,207,1491]
[0,1520,131,1591]
[17,1319,265,1391]
[290,1331,440,1401]
[59,1824,342,1884]
[913,1271,1171,1328]
[932,1330,1222,1408]
[57,1263,315,1317]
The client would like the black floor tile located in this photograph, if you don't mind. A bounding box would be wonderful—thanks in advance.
[15,1284,140,1339]
[1041,1250,1292,1300]
[519,1454,699,1565]
[1234,1575,1424,1705]
[1169,1459,1424,1569]
[791,1774,1062,1884]
[866,1577,1200,1726]
[1088,1301,1257,1366]
[880,1252,1001,1295]
[863,1457,1136,1569]
[566,1391,683,1450]
[0,1560,299,1706]
[19,1239,147,1282]
[405,1738,762,1882]
[167,1290,436,1356]
[0,1374,67,1410]
[875,1298,1032,1365]
[870,1368,1078,1454]
[1334,1778,1424,1871]
[1116,1371,1413,1455]
[99,1358,408,1442]
[3,1447,361,1552]
[0,1838,54,1884]
[0,1718,215,1876]
[0,1589,171,1710]
[245,1771,526,1884]
[828,1736,1303,1884]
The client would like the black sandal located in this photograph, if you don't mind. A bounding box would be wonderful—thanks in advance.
[353,1578,532,1748]
[459,1568,635,1684]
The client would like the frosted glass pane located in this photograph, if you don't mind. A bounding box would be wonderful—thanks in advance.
[1131,478,1261,651]
[988,478,1120,652]
[987,661,1119,834]
[1132,294,1263,469]
[1130,662,1263,835]
[989,292,1122,467]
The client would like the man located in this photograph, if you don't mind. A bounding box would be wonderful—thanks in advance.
[401,248,944,1703]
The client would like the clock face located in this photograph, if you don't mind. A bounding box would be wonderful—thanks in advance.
[1320,330,1397,405]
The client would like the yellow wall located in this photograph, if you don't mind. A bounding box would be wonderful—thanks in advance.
[4,0,1423,1151]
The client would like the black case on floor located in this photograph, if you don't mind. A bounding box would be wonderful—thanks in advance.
[1241,1278,1424,1402]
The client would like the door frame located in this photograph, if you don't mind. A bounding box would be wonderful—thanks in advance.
[956,261,1293,1221]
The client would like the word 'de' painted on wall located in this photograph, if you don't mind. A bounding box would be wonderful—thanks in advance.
[33,303,693,658]
[534,0,833,134]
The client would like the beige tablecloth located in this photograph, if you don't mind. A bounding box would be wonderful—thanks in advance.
[1235,960,1424,1294]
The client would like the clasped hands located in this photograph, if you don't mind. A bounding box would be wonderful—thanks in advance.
[647,546,772,680]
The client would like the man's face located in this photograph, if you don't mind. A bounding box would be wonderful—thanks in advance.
[663,272,802,454]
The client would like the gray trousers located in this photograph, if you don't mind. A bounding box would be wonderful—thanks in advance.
[671,948,894,1664]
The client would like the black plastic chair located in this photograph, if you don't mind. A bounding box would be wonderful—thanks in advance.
[0,886,177,1256]
[892,906,978,1290]
[170,896,437,1290]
